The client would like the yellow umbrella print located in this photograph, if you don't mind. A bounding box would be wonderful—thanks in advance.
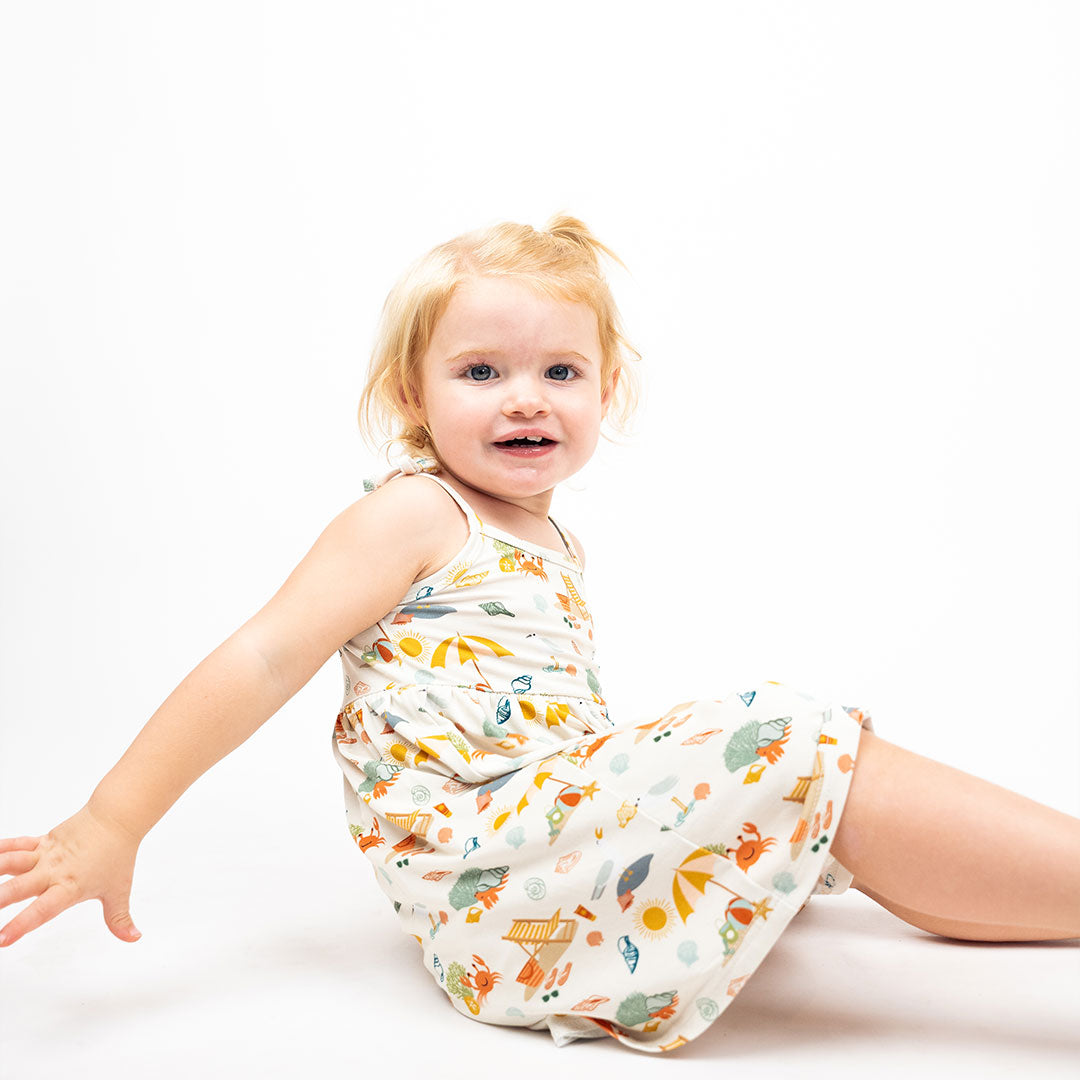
[430,634,514,692]
[671,846,736,923]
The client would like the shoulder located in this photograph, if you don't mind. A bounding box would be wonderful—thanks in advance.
[351,473,470,580]
[236,475,468,688]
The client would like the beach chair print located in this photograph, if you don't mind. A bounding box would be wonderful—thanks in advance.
[502,907,578,1001]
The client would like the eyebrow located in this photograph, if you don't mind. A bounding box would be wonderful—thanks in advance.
[446,350,593,366]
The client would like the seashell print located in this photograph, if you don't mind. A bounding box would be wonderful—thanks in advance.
[617,934,640,973]
[677,939,700,967]
[570,995,610,1012]
[555,850,582,873]
[479,601,514,617]
[695,997,720,1020]
[681,727,725,746]
[523,876,547,900]
[445,562,488,588]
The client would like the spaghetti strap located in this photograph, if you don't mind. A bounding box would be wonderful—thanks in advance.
[411,471,483,531]
[362,454,580,567]
[361,455,484,531]
[546,512,580,565]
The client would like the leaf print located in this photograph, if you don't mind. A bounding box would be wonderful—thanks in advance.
[446,729,470,759]
[479,601,515,617]
[446,960,468,999]
[491,538,519,573]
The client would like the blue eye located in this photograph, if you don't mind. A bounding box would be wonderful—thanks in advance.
[548,364,575,381]
[466,364,494,381]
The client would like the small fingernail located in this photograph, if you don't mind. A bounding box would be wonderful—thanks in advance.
[130,929,142,941]
[0,933,9,946]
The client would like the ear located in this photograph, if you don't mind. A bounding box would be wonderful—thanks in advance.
[600,367,620,418]
[397,381,423,427]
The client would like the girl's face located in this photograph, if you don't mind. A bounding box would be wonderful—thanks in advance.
[416,275,613,510]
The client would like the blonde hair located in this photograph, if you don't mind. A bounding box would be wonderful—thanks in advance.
[357,213,642,461]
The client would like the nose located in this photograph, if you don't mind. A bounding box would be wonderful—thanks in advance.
[500,373,551,418]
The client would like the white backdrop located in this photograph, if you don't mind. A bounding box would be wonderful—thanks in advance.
[1,3,1077,1078]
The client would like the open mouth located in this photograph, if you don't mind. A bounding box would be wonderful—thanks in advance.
[495,437,555,447]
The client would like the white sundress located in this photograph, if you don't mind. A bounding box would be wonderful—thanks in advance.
[330,465,872,1054]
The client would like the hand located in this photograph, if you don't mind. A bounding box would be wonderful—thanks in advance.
[0,803,143,947]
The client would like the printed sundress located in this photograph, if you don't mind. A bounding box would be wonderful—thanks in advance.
[331,464,872,1054]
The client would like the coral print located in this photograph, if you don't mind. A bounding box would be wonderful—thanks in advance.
[332,469,871,1052]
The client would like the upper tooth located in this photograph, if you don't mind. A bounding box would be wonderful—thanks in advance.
[525,435,542,442]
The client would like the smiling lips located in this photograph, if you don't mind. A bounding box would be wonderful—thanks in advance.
[493,431,557,456]
[494,428,557,446]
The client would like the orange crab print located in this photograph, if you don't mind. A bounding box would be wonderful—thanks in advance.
[514,549,548,580]
[459,954,502,1008]
[349,819,384,854]
[727,822,777,870]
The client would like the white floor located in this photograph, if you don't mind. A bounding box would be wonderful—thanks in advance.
[2,839,1077,1080]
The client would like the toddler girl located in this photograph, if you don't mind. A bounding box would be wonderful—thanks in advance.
[1,214,1077,1054]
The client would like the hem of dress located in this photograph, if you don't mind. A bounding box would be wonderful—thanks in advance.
[536,699,872,1053]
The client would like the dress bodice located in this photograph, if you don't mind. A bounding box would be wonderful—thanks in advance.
[334,468,613,784]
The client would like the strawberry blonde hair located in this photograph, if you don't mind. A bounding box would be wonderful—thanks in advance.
[357,213,642,461]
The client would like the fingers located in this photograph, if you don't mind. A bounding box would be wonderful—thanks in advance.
[0,851,38,877]
[0,884,74,947]
[102,893,141,942]
[0,867,49,910]
[0,836,41,855]
[0,838,42,887]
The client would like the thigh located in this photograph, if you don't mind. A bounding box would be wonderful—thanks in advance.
[832,731,1080,938]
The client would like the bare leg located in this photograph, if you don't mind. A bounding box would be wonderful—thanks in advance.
[830,731,1080,941]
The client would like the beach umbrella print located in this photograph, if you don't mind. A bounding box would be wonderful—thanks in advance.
[671,846,729,924]
[430,634,514,692]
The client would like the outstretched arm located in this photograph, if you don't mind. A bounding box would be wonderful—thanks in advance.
[0,475,452,947]
[0,632,283,946]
